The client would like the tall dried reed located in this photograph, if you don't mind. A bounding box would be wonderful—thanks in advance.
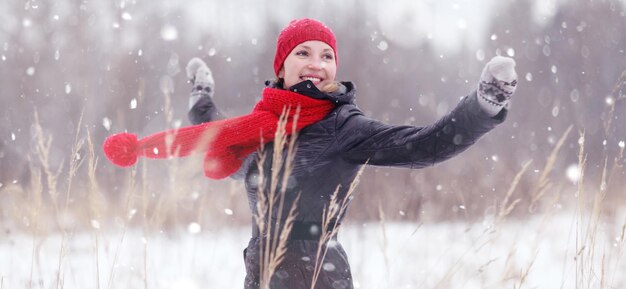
[529,125,573,212]
[310,165,365,289]
[255,106,301,289]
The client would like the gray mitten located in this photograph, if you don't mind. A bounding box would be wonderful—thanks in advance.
[477,56,518,116]
[186,57,215,109]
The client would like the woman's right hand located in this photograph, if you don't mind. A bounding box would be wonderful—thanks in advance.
[186,57,215,109]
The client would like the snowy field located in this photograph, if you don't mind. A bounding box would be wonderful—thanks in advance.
[2,211,625,289]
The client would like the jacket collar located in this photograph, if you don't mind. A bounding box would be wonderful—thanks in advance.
[265,79,356,105]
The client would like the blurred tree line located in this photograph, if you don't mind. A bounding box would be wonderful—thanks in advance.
[1,0,625,227]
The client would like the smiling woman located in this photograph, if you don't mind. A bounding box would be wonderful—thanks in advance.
[272,19,340,94]
[103,18,518,289]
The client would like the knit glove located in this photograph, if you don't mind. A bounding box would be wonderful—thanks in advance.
[186,57,215,109]
[477,56,518,116]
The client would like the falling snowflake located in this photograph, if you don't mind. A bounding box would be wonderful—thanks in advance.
[525,72,533,82]
[506,48,515,57]
[128,208,137,220]
[188,222,201,234]
[475,49,485,61]
[102,117,112,131]
[161,24,178,41]
[323,262,336,272]
[22,18,32,27]
[565,164,580,183]
[377,40,388,51]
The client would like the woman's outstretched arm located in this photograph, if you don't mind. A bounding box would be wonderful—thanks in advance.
[336,56,517,168]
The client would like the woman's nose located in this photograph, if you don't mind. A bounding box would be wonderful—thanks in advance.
[307,58,323,70]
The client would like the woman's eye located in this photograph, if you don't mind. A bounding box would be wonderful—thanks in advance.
[295,50,309,56]
[323,53,334,60]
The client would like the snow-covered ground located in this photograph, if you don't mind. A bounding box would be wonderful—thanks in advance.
[1,212,625,289]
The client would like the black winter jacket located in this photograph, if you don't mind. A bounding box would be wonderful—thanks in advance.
[188,80,505,289]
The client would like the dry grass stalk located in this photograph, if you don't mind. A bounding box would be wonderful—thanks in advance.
[33,109,63,212]
[573,130,589,289]
[93,230,101,289]
[601,71,626,199]
[468,151,561,287]
[529,125,573,212]
[603,219,626,289]
[146,91,179,230]
[27,161,43,289]
[87,131,106,228]
[148,166,177,229]
[377,200,391,285]
[497,159,532,222]
[86,130,105,289]
[256,106,301,289]
[105,167,137,289]
[310,164,365,289]
[592,71,626,289]
[500,210,554,289]
[54,233,68,289]
[571,129,616,289]
[140,164,149,289]
[602,70,626,139]
[515,251,537,289]
[64,109,86,212]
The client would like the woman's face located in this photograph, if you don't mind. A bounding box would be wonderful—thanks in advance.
[279,40,337,90]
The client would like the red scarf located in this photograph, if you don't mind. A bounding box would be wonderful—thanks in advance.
[103,87,334,179]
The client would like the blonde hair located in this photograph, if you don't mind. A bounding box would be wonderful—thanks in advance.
[320,81,341,93]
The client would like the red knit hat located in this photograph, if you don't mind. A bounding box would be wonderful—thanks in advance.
[273,18,338,76]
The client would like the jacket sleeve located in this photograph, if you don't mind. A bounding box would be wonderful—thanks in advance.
[335,91,506,168]
[187,90,252,178]
[188,91,225,125]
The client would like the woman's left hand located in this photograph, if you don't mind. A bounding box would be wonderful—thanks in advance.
[477,56,518,116]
